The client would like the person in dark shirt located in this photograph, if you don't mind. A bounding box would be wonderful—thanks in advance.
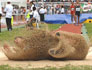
[75,0,81,25]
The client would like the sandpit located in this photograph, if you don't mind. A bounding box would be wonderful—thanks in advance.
[0,47,92,68]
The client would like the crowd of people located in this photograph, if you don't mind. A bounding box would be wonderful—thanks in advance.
[26,0,82,26]
[26,0,82,27]
[0,0,91,31]
[36,0,91,2]
[0,0,43,31]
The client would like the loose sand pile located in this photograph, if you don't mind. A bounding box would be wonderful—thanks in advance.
[0,47,92,68]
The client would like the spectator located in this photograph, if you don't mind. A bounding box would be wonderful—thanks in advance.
[60,5,65,14]
[25,6,30,23]
[56,4,61,14]
[51,5,55,14]
[4,0,13,31]
[23,7,26,14]
[47,6,50,14]
[44,7,47,14]
[30,0,35,19]
[39,6,47,21]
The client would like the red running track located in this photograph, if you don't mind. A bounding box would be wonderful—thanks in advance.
[1,23,82,34]
[56,24,82,34]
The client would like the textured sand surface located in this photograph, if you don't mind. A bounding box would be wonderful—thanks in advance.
[0,47,92,68]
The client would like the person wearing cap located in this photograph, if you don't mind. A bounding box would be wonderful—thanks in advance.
[39,6,47,21]
[4,0,13,31]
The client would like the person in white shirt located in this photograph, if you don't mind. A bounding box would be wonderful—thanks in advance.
[44,7,47,14]
[30,7,40,29]
[30,1,35,19]
[39,6,46,21]
[61,6,65,14]
[4,0,13,31]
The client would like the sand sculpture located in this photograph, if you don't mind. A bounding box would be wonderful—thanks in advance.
[2,29,89,60]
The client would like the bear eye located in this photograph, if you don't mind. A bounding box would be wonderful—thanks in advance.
[56,32,60,36]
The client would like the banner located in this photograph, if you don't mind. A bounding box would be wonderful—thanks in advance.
[81,3,92,13]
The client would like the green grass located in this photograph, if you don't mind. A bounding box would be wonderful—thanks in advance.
[47,24,62,31]
[85,24,92,38]
[0,65,23,70]
[0,24,62,46]
[85,23,92,43]
[30,65,92,70]
[0,28,25,45]
[40,23,62,31]
[0,65,92,70]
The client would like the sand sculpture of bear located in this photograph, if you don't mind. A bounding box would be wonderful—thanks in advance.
[2,30,89,60]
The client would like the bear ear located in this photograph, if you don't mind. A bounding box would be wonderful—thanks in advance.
[48,46,75,58]
[56,32,60,36]
[48,48,65,58]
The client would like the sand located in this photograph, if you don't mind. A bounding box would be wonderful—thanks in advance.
[0,47,92,68]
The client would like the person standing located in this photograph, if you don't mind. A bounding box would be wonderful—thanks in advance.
[39,6,47,21]
[75,0,81,25]
[51,5,54,14]
[30,0,35,19]
[61,5,65,14]
[25,6,30,23]
[4,0,13,31]
[70,1,75,24]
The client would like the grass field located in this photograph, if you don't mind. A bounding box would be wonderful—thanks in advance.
[0,65,92,70]
[0,23,92,44]
[85,24,92,43]
[85,24,92,38]
[0,24,62,45]
[40,23,62,31]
